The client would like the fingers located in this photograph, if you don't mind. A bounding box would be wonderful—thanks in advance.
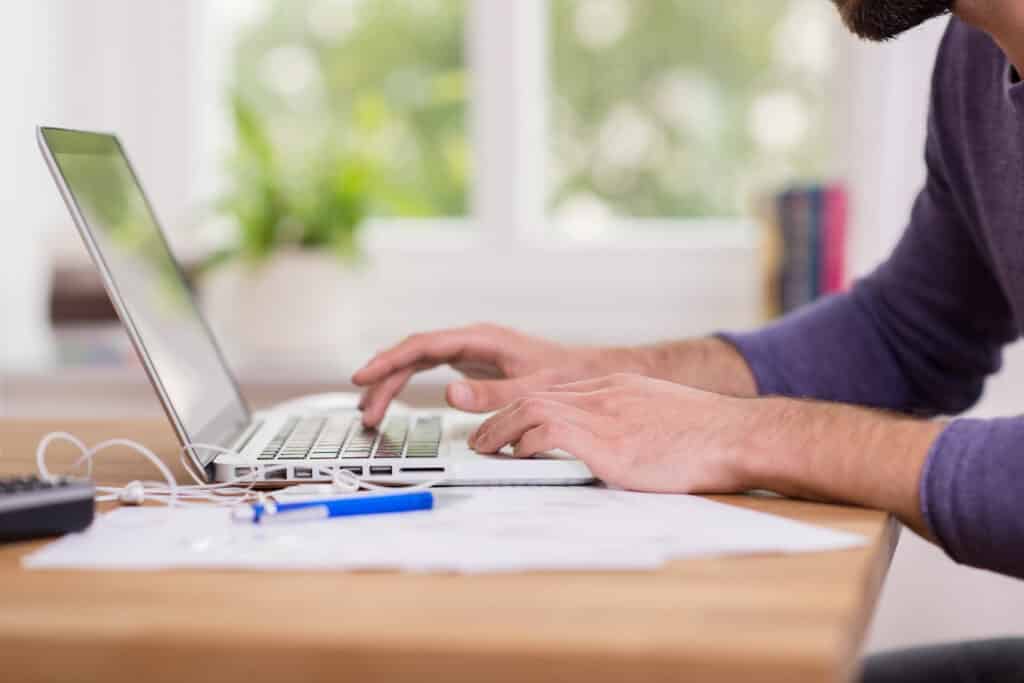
[359,369,530,428]
[358,366,417,427]
[352,327,503,387]
[446,369,562,412]
[470,397,601,454]
[465,392,630,485]
[469,403,615,482]
[512,421,601,460]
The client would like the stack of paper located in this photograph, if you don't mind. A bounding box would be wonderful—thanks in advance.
[24,487,865,573]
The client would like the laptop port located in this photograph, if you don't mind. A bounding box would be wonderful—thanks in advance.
[235,467,252,478]
[294,467,313,479]
[266,468,287,480]
[368,465,393,476]
[341,466,363,476]
[399,467,445,474]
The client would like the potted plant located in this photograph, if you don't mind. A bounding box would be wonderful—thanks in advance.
[200,94,374,375]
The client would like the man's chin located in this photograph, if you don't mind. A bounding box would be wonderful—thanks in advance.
[832,0,954,41]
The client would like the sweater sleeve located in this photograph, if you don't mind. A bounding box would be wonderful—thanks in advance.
[719,25,1017,416]
[719,23,1024,579]
[921,417,1024,579]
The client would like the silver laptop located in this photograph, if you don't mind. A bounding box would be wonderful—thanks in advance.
[38,127,594,487]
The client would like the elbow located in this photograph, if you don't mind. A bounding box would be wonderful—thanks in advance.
[854,275,1011,417]
[876,311,1003,417]
[904,328,1004,415]
[913,375,986,417]
[949,551,1024,582]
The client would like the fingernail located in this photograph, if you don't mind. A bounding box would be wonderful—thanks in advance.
[449,381,474,408]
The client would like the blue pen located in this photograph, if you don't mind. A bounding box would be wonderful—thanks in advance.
[232,490,434,524]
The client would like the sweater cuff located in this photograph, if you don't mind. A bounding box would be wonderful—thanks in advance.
[919,416,1024,578]
[918,420,963,558]
[714,331,789,397]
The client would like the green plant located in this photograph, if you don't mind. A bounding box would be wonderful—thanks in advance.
[230,0,469,221]
[207,93,373,270]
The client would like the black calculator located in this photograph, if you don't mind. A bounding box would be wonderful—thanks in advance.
[0,476,95,542]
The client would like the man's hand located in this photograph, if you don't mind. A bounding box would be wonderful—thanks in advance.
[351,324,648,427]
[468,373,752,493]
[468,372,946,539]
[353,324,757,428]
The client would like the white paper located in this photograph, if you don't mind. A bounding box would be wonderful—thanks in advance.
[23,487,866,573]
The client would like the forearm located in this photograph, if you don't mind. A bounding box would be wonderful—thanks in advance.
[606,343,944,537]
[737,397,945,540]
[601,337,758,397]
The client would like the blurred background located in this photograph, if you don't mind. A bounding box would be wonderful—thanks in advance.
[1,0,1022,653]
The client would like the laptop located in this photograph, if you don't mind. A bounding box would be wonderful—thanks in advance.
[38,127,594,487]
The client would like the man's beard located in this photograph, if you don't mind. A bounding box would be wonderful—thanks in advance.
[832,0,954,41]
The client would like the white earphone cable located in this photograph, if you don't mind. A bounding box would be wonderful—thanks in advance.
[35,432,444,509]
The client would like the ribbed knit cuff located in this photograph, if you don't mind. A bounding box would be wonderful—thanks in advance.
[714,331,789,397]
[919,416,1024,578]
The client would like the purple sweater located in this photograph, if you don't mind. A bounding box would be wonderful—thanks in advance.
[723,19,1024,580]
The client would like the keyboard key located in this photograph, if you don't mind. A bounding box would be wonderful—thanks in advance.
[310,451,340,460]
[307,416,354,460]
[404,417,441,457]
[342,424,379,459]
[275,417,326,460]
[256,416,302,459]
[373,418,408,458]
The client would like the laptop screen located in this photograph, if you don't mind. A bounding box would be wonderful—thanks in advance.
[41,128,250,451]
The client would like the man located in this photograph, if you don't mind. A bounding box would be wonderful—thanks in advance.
[353,0,1024,679]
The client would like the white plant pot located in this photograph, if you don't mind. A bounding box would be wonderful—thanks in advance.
[199,249,367,377]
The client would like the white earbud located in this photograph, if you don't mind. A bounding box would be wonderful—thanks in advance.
[118,480,146,505]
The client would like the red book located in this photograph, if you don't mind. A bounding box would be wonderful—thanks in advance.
[823,185,847,293]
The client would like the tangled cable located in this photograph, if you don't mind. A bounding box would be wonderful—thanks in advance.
[35,432,443,509]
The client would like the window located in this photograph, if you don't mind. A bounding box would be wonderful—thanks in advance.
[196,1,844,346]
[215,0,836,236]
[549,0,836,237]
[11,2,928,367]
[226,0,469,219]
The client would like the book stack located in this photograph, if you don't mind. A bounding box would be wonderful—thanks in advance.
[759,184,847,319]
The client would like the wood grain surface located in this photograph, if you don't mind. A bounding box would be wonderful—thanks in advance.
[0,418,896,683]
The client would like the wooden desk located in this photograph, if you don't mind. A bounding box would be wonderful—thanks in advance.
[0,418,897,683]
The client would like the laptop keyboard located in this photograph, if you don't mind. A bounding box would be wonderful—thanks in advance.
[257,415,442,462]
